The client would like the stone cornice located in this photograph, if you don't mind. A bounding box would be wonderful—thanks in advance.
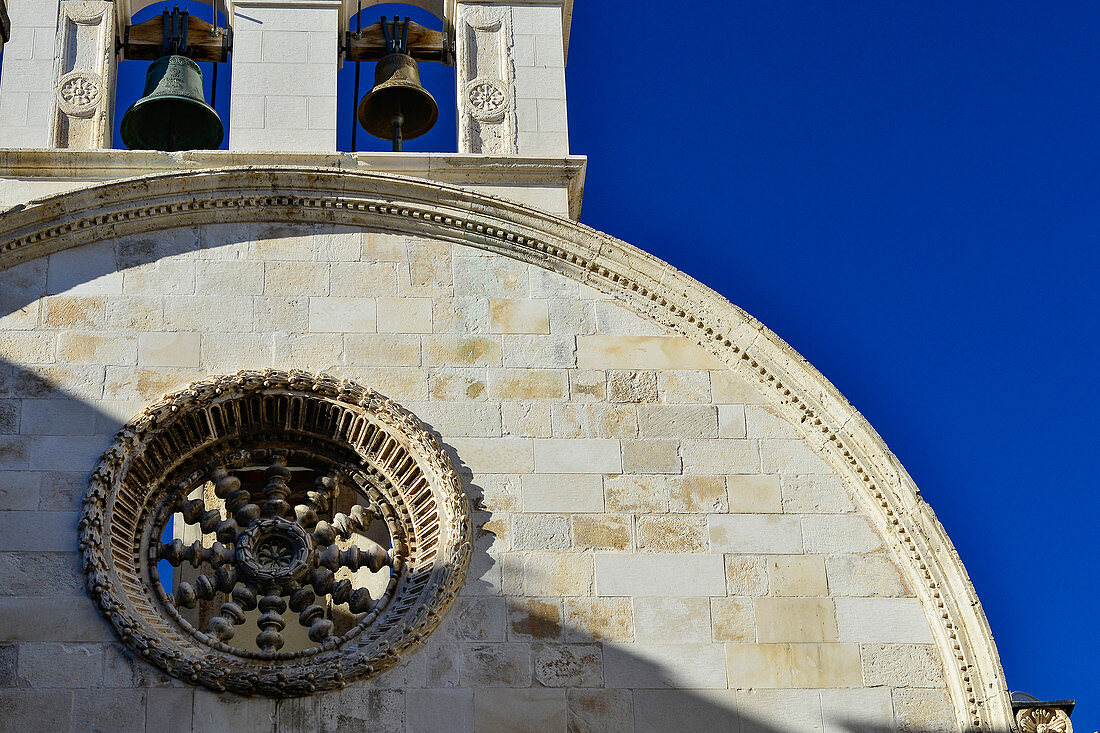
[0,149,588,220]
[0,165,1013,730]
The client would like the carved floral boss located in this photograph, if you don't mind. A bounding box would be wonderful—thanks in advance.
[79,371,472,696]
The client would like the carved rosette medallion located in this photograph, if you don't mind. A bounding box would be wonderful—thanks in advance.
[464,78,509,122]
[1015,707,1073,733]
[79,370,472,697]
[57,71,103,117]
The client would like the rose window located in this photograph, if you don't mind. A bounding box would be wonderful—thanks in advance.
[80,371,471,697]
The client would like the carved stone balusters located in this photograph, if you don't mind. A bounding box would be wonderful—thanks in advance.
[256,589,287,652]
[214,466,261,528]
[261,455,293,519]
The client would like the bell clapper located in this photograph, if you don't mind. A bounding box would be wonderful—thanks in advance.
[391,113,404,152]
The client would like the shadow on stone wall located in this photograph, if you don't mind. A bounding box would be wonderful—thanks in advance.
[0,357,977,732]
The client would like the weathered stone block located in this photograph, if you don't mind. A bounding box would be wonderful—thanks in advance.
[578,335,725,370]
[710,370,767,404]
[681,439,760,474]
[564,597,633,642]
[0,689,73,730]
[820,688,894,733]
[507,597,562,640]
[620,439,681,474]
[737,689,824,731]
[18,642,103,688]
[317,687,403,733]
[605,475,669,512]
[446,437,533,474]
[835,598,933,643]
[604,642,727,688]
[193,691,276,732]
[760,438,833,475]
[709,514,803,554]
[502,334,576,368]
[636,515,708,553]
[534,643,602,687]
[551,403,638,439]
[572,515,632,551]
[377,297,433,333]
[525,552,594,596]
[58,333,134,365]
[781,474,854,513]
[42,296,105,329]
[638,404,717,438]
[567,689,633,733]
[606,370,657,403]
[406,689,473,733]
[264,261,328,296]
[512,513,570,551]
[307,297,376,333]
[725,555,769,596]
[488,369,568,400]
[657,370,711,404]
[424,335,502,366]
[769,556,828,596]
[633,689,739,733]
[502,401,552,437]
[718,404,748,438]
[633,597,711,643]
[461,643,533,687]
[137,332,200,367]
[711,596,756,642]
[726,475,783,513]
[522,473,603,513]
[345,334,421,366]
[490,298,550,333]
[802,515,884,554]
[756,598,838,643]
[861,643,945,688]
[473,688,566,733]
[595,554,725,597]
[893,688,957,733]
[533,439,622,474]
[72,689,147,732]
[826,555,908,597]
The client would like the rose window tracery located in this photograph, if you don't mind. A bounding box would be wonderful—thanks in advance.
[80,371,471,696]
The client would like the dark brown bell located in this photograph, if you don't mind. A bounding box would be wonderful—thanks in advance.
[120,55,223,152]
[357,52,438,147]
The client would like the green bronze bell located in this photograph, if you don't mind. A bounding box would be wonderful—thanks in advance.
[120,55,223,152]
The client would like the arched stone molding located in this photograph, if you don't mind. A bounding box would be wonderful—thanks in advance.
[0,166,1013,731]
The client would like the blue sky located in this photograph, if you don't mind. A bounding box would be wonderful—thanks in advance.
[106,1,1097,726]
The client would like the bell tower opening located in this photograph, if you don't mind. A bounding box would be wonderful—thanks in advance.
[339,3,455,153]
[113,2,231,151]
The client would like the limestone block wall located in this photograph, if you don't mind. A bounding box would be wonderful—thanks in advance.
[0,224,957,731]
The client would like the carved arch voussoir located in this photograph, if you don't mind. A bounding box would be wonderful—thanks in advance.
[0,166,1012,729]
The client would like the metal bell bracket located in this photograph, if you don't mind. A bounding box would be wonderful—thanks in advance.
[160,6,191,57]
[381,16,412,56]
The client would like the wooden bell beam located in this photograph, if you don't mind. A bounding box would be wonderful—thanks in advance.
[121,12,231,63]
[345,19,446,63]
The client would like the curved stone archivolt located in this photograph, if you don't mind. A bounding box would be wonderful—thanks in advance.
[0,166,1012,730]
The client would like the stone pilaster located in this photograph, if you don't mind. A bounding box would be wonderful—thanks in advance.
[49,2,117,149]
[455,1,568,156]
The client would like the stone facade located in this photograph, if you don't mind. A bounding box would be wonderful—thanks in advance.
[0,168,1016,729]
